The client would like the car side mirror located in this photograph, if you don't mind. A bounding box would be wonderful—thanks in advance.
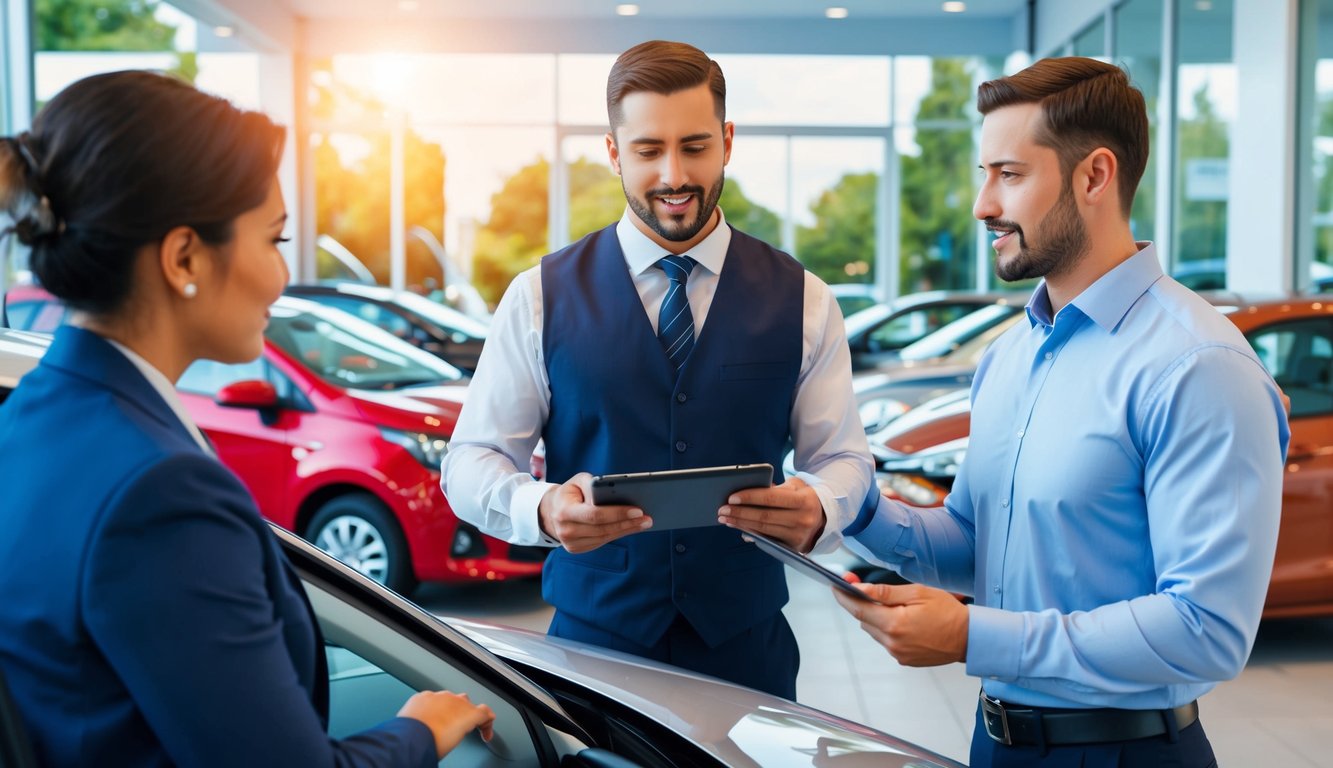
[215,380,279,410]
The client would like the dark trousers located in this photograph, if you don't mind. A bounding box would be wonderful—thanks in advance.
[548,610,799,699]
[970,702,1218,768]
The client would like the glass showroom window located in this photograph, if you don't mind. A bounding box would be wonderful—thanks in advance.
[560,53,890,295]
[1114,0,1163,246]
[1171,0,1235,287]
[1072,13,1108,59]
[21,0,269,288]
[314,54,554,305]
[896,57,992,293]
[702,54,890,290]
[1298,0,1333,293]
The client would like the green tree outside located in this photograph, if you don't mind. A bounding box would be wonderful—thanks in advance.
[796,58,979,293]
[36,0,175,50]
[796,172,876,285]
[36,0,196,83]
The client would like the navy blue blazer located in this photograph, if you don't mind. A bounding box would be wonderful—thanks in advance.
[0,327,435,767]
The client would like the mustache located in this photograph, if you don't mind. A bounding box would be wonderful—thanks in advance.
[984,218,1023,237]
[648,185,706,198]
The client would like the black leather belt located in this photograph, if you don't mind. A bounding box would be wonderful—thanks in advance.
[980,691,1199,747]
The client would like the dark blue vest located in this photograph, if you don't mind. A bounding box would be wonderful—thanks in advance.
[540,224,804,648]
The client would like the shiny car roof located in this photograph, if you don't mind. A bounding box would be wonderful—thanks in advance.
[275,526,965,768]
[0,329,48,390]
[448,617,963,767]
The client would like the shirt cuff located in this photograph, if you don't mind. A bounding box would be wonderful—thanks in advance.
[511,481,561,547]
[841,483,884,537]
[789,472,839,554]
[965,604,1023,683]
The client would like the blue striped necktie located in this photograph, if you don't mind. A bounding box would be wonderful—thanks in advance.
[655,254,697,371]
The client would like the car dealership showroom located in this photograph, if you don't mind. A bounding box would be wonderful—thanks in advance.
[1,0,1332,765]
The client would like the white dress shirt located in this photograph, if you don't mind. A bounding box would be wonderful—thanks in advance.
[442,208,873,548]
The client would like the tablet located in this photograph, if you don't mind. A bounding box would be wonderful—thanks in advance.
[590,463,774,532]
[746,531,885,605]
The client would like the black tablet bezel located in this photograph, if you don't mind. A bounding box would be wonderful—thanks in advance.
[589,463,774,532]
[746,531,885,605]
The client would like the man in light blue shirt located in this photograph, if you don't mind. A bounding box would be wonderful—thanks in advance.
[829,58,1289,767]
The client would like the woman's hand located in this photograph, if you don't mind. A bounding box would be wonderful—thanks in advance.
[399,690,497,758]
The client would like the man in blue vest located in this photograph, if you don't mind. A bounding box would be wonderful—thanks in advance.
[442,40,872,699]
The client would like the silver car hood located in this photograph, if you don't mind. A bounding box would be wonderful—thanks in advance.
[449,617,963,768]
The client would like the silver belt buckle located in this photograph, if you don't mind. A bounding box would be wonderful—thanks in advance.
[980,692,1012,745]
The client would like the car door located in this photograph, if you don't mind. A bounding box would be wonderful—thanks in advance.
[279,527,656,768]
[1246,317,1333,614]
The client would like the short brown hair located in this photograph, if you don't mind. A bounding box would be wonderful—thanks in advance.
[977,57,1148,217]
[606,40,726,130]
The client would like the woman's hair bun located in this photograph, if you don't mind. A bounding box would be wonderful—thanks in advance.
[0,135,64,247]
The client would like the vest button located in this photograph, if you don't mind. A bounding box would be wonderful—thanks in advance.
[675,590,687,600]
[675,441,687,452]
[676,392,687,403]
[675,543,687,554]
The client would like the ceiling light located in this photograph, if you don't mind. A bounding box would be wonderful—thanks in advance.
[943,1,967,12]
[398,0,419,9]
[825,7,849,19]
[616,4,639,15]
[213,25,234,37]
[1195,0,1213,9]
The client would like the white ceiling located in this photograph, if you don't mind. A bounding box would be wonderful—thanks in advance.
[280,0,1029,22]
[188,0,1032,57]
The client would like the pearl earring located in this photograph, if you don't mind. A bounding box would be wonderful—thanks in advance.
[182,283,198,299]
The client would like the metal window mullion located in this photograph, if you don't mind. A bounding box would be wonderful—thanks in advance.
[881,55,898,303]
[1156,0,1178,270]
[3,0,33,133]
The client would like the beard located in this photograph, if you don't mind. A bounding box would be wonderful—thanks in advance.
[625,173,725,243]
[990,185,1090,283]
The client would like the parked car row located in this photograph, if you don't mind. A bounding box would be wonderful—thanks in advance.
[867,296,1333,619]
[9,277,1332,621]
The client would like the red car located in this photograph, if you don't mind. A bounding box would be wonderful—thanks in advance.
[872,297,1333,618]
[1,288,544,594]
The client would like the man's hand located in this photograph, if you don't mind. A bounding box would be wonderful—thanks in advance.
[538,472,652,554]
[718,476,825,552]
[831,583,969,667]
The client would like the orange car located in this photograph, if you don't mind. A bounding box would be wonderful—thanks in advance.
[873,296,1333,618]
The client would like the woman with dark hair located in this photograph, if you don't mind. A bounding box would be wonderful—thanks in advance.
[0,70,494,767]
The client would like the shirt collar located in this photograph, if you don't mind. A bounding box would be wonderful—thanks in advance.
[616,206,731,276]
[103,338,214,455]
[1025,241,1162,332]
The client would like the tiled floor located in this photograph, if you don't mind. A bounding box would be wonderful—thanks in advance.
[418,559,1333,767]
